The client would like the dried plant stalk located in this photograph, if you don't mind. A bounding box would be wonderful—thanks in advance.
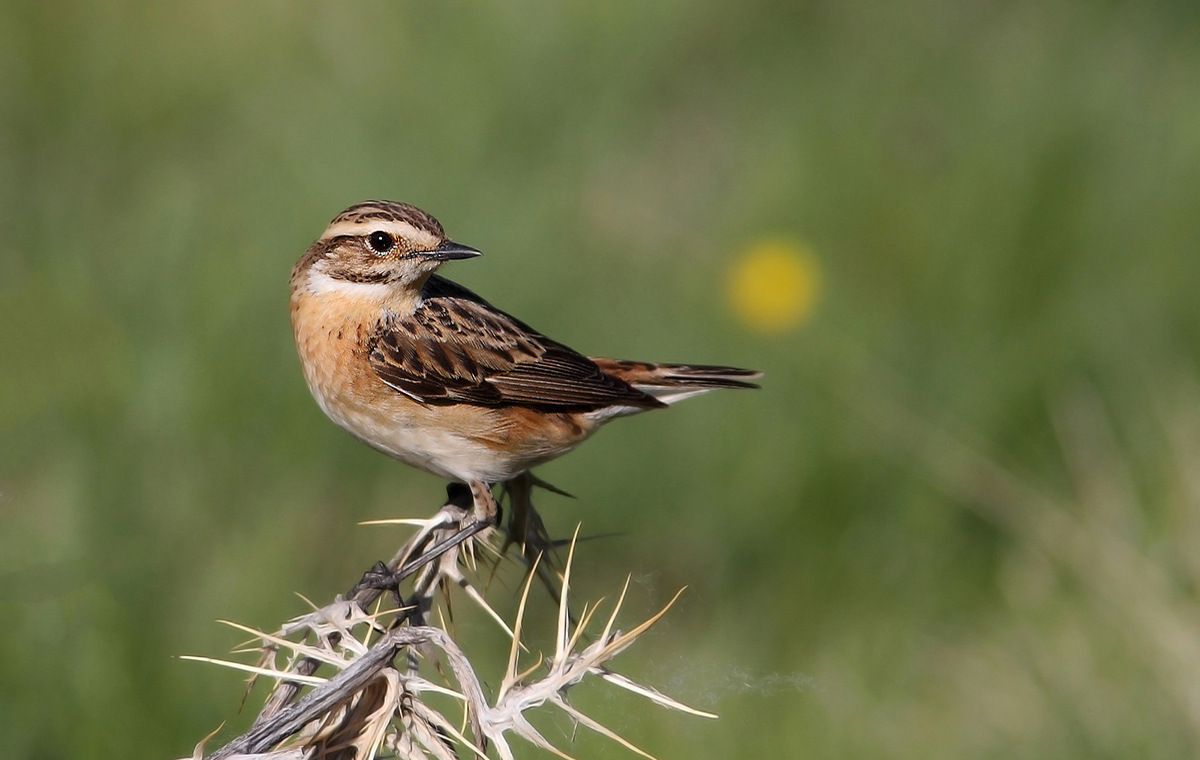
[186,474,714,760]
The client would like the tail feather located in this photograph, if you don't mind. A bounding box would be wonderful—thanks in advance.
[591,358,761,405]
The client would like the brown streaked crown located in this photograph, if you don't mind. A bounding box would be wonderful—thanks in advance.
[326,201,445,239]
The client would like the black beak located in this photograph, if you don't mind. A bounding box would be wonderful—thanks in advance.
[424,240,483,261]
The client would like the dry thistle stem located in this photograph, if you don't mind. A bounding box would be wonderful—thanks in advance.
[186,479,714,760]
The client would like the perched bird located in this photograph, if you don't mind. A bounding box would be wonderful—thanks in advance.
[290,200,760,522]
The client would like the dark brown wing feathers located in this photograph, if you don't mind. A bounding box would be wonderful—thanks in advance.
[368,276,666,411]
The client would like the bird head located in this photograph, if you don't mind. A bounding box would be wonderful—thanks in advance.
[295,201,481,293]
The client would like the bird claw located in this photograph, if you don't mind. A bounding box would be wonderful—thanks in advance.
[353,560,405,609]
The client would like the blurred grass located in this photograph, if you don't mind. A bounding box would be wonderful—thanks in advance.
[3,0,1200,757]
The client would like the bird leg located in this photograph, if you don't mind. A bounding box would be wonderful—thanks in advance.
[469,480,500,524]
[348,483,488,612]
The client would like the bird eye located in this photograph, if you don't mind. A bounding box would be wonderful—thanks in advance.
[367,231,394,254]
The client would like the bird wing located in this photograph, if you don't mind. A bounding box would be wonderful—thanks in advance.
[367,276,665,411]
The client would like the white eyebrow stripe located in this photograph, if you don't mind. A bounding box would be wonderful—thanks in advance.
[320,219,425,241]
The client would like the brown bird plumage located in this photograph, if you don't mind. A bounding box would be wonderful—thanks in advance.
[290,200,760,521]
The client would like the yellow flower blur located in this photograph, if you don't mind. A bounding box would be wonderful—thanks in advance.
[728,237,820,332]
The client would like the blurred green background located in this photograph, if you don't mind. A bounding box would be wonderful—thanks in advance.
[4,1,1200,757]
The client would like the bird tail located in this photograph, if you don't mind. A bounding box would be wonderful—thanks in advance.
[590,358,761,405]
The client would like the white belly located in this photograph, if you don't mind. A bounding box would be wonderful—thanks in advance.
[315,390,522,483]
